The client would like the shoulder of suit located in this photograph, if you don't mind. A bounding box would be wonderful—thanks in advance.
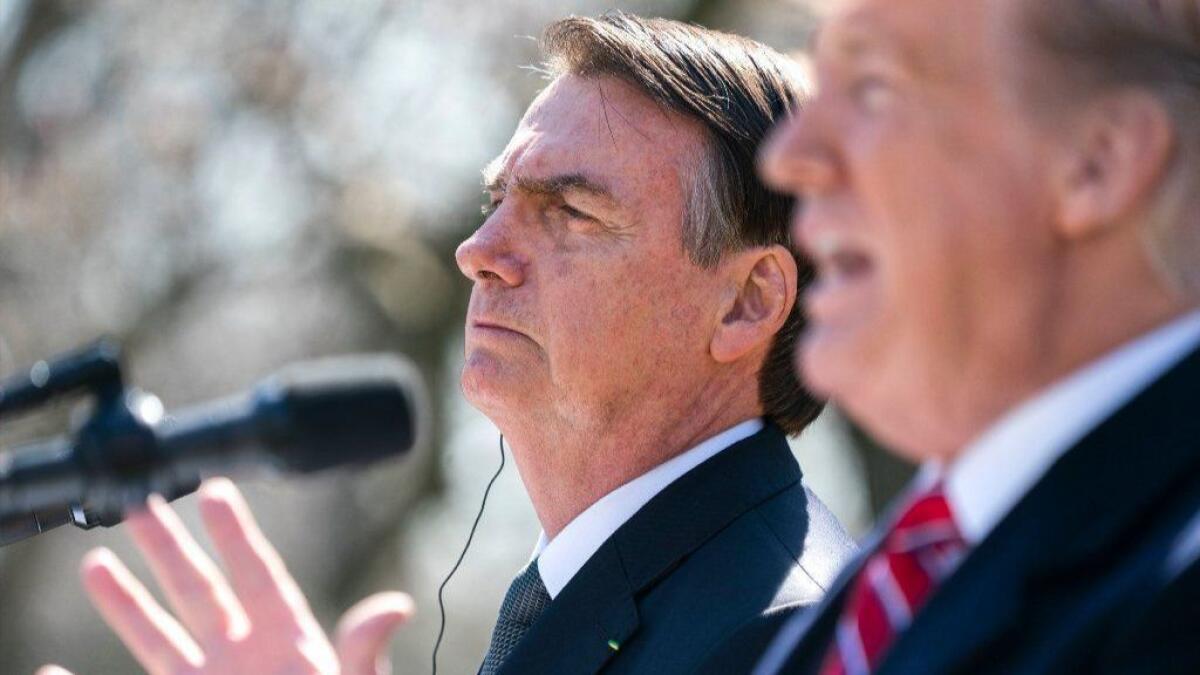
[761,484,857,572]
[742,482,859,602]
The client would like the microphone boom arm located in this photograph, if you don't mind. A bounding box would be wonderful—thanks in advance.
[0,343,424,547]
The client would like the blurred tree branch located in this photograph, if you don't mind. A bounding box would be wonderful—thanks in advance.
[0,0,73,165]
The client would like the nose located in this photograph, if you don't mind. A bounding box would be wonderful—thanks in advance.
[455,213,526,287]
[758,108,839,198]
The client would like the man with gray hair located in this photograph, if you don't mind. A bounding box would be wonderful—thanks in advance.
[40,13,856,675]
[718,0,1200,673]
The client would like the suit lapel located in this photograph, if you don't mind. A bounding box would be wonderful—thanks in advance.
[499,424,804,674]
[880,344,1200,675]
[498,543,640,675]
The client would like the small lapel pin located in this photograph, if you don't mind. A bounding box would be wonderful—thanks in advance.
[607,639,621,652]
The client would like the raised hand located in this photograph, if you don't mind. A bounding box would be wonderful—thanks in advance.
[39,478,413,675]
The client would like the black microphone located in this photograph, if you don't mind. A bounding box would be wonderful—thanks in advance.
[157,355,425,475]
[0,354,427,545]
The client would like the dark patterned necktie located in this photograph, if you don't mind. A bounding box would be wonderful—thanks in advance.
[479,559,552,675]
[820,483,967,675]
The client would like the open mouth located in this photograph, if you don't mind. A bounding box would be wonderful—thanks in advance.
[828,248,873,282]
[805,233,877,323]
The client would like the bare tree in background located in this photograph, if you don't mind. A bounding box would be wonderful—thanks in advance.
[0,2,909,673]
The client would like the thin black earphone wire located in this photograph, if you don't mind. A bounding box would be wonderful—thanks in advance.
[431,433,507,675]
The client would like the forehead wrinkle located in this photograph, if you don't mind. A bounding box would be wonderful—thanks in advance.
[480,123,622,202]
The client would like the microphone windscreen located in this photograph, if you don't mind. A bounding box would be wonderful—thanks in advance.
[251,354,428,473]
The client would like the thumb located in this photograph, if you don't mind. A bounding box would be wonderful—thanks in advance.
[36,667,76,675]
[335,591,415,675]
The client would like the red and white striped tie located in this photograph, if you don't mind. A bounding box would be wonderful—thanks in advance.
[819,483,966,675]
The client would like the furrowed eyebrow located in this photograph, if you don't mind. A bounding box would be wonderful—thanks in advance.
[518,174,615,200]
[481,158,505,192]
[484,171,617,204]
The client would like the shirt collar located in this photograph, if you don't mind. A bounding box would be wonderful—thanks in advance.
[942,309,1200,544]
[532,418,764,598]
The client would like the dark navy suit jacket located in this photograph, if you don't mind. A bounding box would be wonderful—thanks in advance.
[491,423,857,675]
[708,344,1200,675]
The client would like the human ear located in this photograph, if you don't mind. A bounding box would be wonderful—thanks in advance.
[710,245,798,364]
[1054,90,1174,241]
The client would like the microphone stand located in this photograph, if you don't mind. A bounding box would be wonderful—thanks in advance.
[0,339,198,546]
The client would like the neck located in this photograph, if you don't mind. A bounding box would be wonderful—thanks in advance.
[495,376,761,539]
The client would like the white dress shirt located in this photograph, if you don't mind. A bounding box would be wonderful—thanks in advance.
[942,309,1200,546]
[532,418,764,598]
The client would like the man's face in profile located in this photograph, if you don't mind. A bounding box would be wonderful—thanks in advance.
[456,74,726,433]
[761,0,1062,457]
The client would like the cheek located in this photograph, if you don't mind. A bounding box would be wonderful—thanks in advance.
[544,258,605,336]
[864,165,1051,383]
[669,301,704,326]
[542,258,708,373]
[551,255,575,280]
[855,123,1008,283]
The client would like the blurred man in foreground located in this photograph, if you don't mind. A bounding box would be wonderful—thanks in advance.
[41,13,856,675]
[714,0,1200,673]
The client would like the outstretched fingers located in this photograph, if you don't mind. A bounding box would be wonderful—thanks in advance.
[79,547,205,675]
[196,478,318,632]
[80,480,412,675]
[335,592,415,675]
[124,495,250,645]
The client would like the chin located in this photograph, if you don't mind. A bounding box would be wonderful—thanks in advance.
[799,325,943,462]
[460,353,527,414]
[819,360,964,465]
[839,394,935,464]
